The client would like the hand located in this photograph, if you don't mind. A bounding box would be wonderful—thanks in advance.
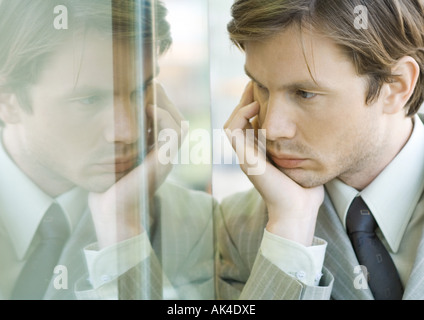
[89,82,186,249]
[224,82,324,246]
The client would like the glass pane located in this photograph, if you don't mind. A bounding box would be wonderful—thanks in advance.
[209,0,253,202]
[0,0,214,300]
[145,0,215,300]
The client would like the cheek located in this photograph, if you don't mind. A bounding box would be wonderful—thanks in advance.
[25,118,103,161]
[311,112,369,158]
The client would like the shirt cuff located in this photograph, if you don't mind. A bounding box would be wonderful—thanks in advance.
[260,228,327,286]
[83,232,151,289]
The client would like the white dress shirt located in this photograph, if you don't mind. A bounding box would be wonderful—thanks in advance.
[326,115,424,287]
[0,133,87,299]
[0,132,149,299]
[261,114,424,287]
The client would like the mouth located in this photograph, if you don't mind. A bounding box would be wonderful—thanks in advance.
[114,158,138,173]
[96,156,138,173]
[268,153,307,169]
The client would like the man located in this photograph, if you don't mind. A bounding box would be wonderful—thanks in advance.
[219,0,424,299]
[0,0,214,300]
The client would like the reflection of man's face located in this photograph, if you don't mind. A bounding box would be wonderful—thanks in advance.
[13,29,154,194]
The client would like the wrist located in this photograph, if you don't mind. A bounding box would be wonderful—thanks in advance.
[266,212,318,246]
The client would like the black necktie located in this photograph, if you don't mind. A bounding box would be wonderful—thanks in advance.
[11,203,70,300]
[346,196,403,300]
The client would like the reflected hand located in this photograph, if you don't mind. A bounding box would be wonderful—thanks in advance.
[224,81,324,246]
[89,82,186,249]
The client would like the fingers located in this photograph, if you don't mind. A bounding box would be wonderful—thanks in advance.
[142,85,185,189]
[225,100,259,132]
[117,146,172,200]
[227,125,268,177]
[224,81,256,129]
[250,115,260,131]
[224,81,265,177]
[154,82,185,125]
[239,81,255,107]
[145,81,185,126]
[146,103,181,136]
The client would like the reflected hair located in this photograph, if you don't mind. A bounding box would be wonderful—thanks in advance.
[228,0,424,116]
[0,0,172,114]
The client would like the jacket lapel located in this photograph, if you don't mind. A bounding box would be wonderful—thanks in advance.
[43,208,97,300]
[315,192,374,300]
[402,232,424,299]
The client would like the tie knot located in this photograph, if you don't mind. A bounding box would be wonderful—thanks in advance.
[346,196,377,234]
[38,203,70,241]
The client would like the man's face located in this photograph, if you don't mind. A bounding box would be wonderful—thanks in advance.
[14,30,155,193]
[245,27,389,188]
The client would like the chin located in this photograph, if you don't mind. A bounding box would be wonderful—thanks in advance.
[81,174,119,193]
[282,169,333,188]
[78,168,136,193]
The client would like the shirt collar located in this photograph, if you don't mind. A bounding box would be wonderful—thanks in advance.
[56,187,88,234]
[326,115,424,253]
[0,131,87,260]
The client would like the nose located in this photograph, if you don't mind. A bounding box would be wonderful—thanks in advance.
[261,94,296,141]
[106,96,140,144]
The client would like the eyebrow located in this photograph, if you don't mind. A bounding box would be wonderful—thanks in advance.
[69,86,111,97]
[244,66,331,92]
[69,76,155,98]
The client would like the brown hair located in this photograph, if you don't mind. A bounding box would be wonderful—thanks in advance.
[228,0,424,116]
[0,0,172,113]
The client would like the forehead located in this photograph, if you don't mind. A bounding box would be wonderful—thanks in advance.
[244,26,355,87]
[32,29,154,95]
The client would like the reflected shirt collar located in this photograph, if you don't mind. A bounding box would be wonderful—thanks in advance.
[0,131,87,260]
[326,115,424,252]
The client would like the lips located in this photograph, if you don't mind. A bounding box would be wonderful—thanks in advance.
[268,152,307,169]
[96,156,138,173]
[114,157,138,172]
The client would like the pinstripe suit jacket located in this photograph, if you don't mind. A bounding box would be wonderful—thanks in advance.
[217,186,424,300]
[41,182,215,300]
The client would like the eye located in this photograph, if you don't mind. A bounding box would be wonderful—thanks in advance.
[75,96,101,105]
[256,82,267,91]
[296,90,317,99]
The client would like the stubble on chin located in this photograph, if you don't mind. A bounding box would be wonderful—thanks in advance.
[283,170,334,188]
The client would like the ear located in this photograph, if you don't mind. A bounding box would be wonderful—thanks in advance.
[0,93,21,124]
[381,56,420,115]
